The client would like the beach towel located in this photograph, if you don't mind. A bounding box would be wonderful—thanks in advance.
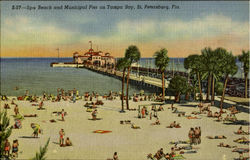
[14,119,22,129]
[93,130,112,134]
[172,154,185,159]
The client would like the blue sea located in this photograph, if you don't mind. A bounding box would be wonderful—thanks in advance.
[0,58,243,96]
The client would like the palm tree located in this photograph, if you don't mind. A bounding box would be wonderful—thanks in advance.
[0,110,12,159]
[154,48,169,101]
[32,138,50,160]
[201,47,214,102]
[210,48,224,105]
[238,50,250,98]
[184,54,203,101]
[124,45,141,109]
[219,49,238,112]
[168,75,188,102]
[116,58,129,112]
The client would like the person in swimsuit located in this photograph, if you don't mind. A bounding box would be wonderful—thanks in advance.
[12,139,19,158]
[65,137,72,146]
[113,152,118,160]
[14,105,19,116]
[59,129,65,147]
[4,139,10,157]
[61,109,65,121]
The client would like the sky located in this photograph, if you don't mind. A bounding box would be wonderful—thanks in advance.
[1,1,249,58]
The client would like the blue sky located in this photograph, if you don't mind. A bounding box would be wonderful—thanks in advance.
[1,1,249,57]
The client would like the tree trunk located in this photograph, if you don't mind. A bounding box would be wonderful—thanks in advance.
[220,74,229,113]
[175,92,181,103]
[121,68,126,111]
[206,73,211,101]
[197,72,203,101]
[162,71,165,101]
[211,74,215,105]
[126,66,131,110]
[185,92,190,101]
[245,73,248,98]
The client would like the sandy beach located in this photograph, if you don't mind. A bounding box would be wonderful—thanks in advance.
[1,96,249,160]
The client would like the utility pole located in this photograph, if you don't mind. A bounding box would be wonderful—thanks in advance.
[56,48,59,62]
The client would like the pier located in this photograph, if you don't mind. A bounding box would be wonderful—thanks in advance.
[51,63,169,90]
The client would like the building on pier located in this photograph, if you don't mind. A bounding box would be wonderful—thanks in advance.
[73,42,115,69]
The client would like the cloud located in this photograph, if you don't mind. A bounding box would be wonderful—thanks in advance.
[1,16,78,47]
[1,13,249,57]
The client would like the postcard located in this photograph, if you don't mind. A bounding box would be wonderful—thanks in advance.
[0,1,249,160]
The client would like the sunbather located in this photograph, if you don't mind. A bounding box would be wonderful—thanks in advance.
[24,114,37,117]
[206,135,227,139]
[151,118,160,125]
[217,142,237,148]
[131,123,140,129]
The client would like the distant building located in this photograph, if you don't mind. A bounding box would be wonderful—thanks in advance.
[73,47,115,69]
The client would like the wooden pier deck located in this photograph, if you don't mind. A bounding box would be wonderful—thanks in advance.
[51,63,168,89]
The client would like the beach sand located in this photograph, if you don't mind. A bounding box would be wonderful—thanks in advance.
[1,96,249,160]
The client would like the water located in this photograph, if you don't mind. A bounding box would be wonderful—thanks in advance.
[0,57,244,96]
[138,58,244,78]
[0,58,151,96]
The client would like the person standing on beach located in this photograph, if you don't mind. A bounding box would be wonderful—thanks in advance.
[4,139,10,157]
[92,109,97,120]
[59,129,65,147]
[194,127,200,145]
[198,127,201,144]
[61,109,65,121]
[72,88,76,103]
[12,139,19,158]
[188,128,194,145]
[14,105,19,115]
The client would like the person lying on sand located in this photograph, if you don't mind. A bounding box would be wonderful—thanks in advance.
[186,116,200,119]
[24,114,37,117]
[217,142,237,148]
[174,144,199,151]
[151,118,160,125]
[234,137,249,144]
[206,135,227,139]
[131,123,141,129]
[232,148,249,153]
[235,126,249,135]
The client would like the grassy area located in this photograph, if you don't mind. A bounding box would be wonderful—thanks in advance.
[224,96,249,106]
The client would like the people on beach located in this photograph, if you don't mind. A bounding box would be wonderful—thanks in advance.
[188,128,194,144]
[14,105,19,115]
[12,139,19,158]
[4,139,11,157]
[31,123,41,138]
[38,100,44,109]
[59,129,65,147]
[113,152,118,160]
[65,137,72,146]
[61,109,65,121]
[151,118,160,125]
[92,109,98,120]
